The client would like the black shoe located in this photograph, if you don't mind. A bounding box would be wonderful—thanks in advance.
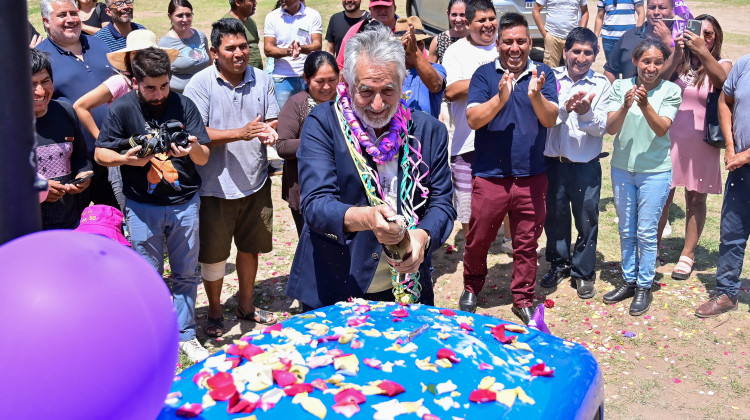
[629,287,653,316]
[511,305,534,325]
[540,265,571,288]
[459,290,477,313]
[602,282,636,304]
[575,276,596,299]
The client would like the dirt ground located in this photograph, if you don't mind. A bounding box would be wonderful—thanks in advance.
[180,2,750,418]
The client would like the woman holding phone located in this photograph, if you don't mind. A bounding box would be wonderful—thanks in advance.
[657,15,732,280]
[604,39,682,316]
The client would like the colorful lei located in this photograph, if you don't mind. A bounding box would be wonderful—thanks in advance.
[334,83,430,303]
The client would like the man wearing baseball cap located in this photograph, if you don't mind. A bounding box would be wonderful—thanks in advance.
[336,0,398,70]
[397,16,446,118]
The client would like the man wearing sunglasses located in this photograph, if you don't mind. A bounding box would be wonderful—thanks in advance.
[94,0,146,52]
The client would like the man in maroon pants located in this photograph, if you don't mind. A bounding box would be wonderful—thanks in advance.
[458,12,558,324]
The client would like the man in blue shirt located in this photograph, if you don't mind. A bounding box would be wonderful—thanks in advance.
[397,17,445,118]
[459,12,558,324]
[94,0,146,51]
[37,0,117,208]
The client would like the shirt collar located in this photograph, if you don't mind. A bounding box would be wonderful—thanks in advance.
[46,34,90,56]
[282,3,305,17]
[558,66,596,84]
[495,58,536,80]
[212,63,255,88]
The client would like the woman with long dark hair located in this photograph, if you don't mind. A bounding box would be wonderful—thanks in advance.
[276,51,339,235]
[428,0,468,64]
[657,14,733,280]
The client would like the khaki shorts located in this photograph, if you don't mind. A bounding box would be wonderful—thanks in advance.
[543,34,566,68]
[198,179,273,263]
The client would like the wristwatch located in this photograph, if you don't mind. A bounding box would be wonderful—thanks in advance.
[423,229,432,253]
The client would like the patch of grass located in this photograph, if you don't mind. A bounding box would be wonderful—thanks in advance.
[724,32,750,46]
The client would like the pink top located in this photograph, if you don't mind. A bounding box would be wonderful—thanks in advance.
[103,74,131,101]
[669,59,731,194]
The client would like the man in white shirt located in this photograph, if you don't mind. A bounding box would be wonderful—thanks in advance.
[441,0,499,236]
[263,0,323,109]
[532,0,589,67]
[540,27,610,299]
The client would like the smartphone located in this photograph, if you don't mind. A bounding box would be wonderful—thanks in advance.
[687,19,702,36]
[66,173,94,185]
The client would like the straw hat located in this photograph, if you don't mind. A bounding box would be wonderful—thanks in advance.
[394,16,429,41]
[106,29,179,71]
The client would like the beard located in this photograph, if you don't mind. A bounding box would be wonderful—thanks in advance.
[137,91,168,117]
[351,100,398,130]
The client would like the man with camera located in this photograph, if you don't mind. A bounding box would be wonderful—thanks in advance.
[94,47,211,362]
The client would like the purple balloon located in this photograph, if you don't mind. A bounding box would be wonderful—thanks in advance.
[0,231,179,419]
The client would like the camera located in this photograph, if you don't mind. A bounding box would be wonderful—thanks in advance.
[120,120,190,158]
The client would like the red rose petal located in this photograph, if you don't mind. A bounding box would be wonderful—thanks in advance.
[176,403,203,417]
[226,344,242,356]
[490,325,516,344]
[478,362,494,370]
[377,380,405,397]
[209,384,238,401]
[391,308,409,318]
[273,369,299,386]
[284,383,314,396]
[469,389,497,403]
[328,349,344,358]
[544,299,555,308]
[332,401,361,418]
[206,372,234,390]
[334,388,367,405]
[459,322,474,331]
[241,344,265,361]
[436,348,461,363]
[310,378,329,390]
[227,393,256,414]
[530,362,554,377]
[263,323,283,334]
[192,371,211,387]
[440,309,456,317]
[363,358,382,369]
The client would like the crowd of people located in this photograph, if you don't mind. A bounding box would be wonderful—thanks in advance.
[27,0,749,362]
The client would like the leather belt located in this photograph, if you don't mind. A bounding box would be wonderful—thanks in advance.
[550,152,609,164]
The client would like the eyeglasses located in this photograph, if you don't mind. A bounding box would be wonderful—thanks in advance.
[110,0,133,8]
[702,30,715,39]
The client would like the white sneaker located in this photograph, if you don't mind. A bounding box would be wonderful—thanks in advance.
[500,237,513,254]
[663,221,672,238]
[179,338,209,362]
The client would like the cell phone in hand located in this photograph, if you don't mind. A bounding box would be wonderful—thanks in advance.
[687,19,702,36]
[660,18,676,30]
[66,172,94,185]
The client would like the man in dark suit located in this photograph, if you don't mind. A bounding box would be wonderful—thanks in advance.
[286,26,455,310]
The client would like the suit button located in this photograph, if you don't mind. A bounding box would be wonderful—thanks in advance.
[371,253,379,260]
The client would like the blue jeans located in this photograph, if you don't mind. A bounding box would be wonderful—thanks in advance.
[611,167,672,288]
[124,194,201,341]
[715,164,750,298]
[272,75,306,110]
[602,37,618,65]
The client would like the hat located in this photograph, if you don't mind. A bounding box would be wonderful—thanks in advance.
[107,29,179,71]
[395,16,429,41]
[74,205,131,247]
[370,0,394,7]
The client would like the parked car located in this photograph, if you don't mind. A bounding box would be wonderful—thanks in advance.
[406,0,546,42]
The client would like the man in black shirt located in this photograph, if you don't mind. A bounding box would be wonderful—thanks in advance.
[95,47,211,362]
[31,48,93,229]
[325,0,367,57]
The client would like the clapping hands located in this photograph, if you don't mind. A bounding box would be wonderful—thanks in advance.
[565,91,597,114]
[527,68,546,98]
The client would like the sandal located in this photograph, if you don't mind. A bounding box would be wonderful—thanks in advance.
[671,256,694,280]
[236,306,277,325]
[205,316,224,338]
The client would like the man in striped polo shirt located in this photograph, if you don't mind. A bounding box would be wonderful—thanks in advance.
[94,0,146,51]
[595,0,644,65]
